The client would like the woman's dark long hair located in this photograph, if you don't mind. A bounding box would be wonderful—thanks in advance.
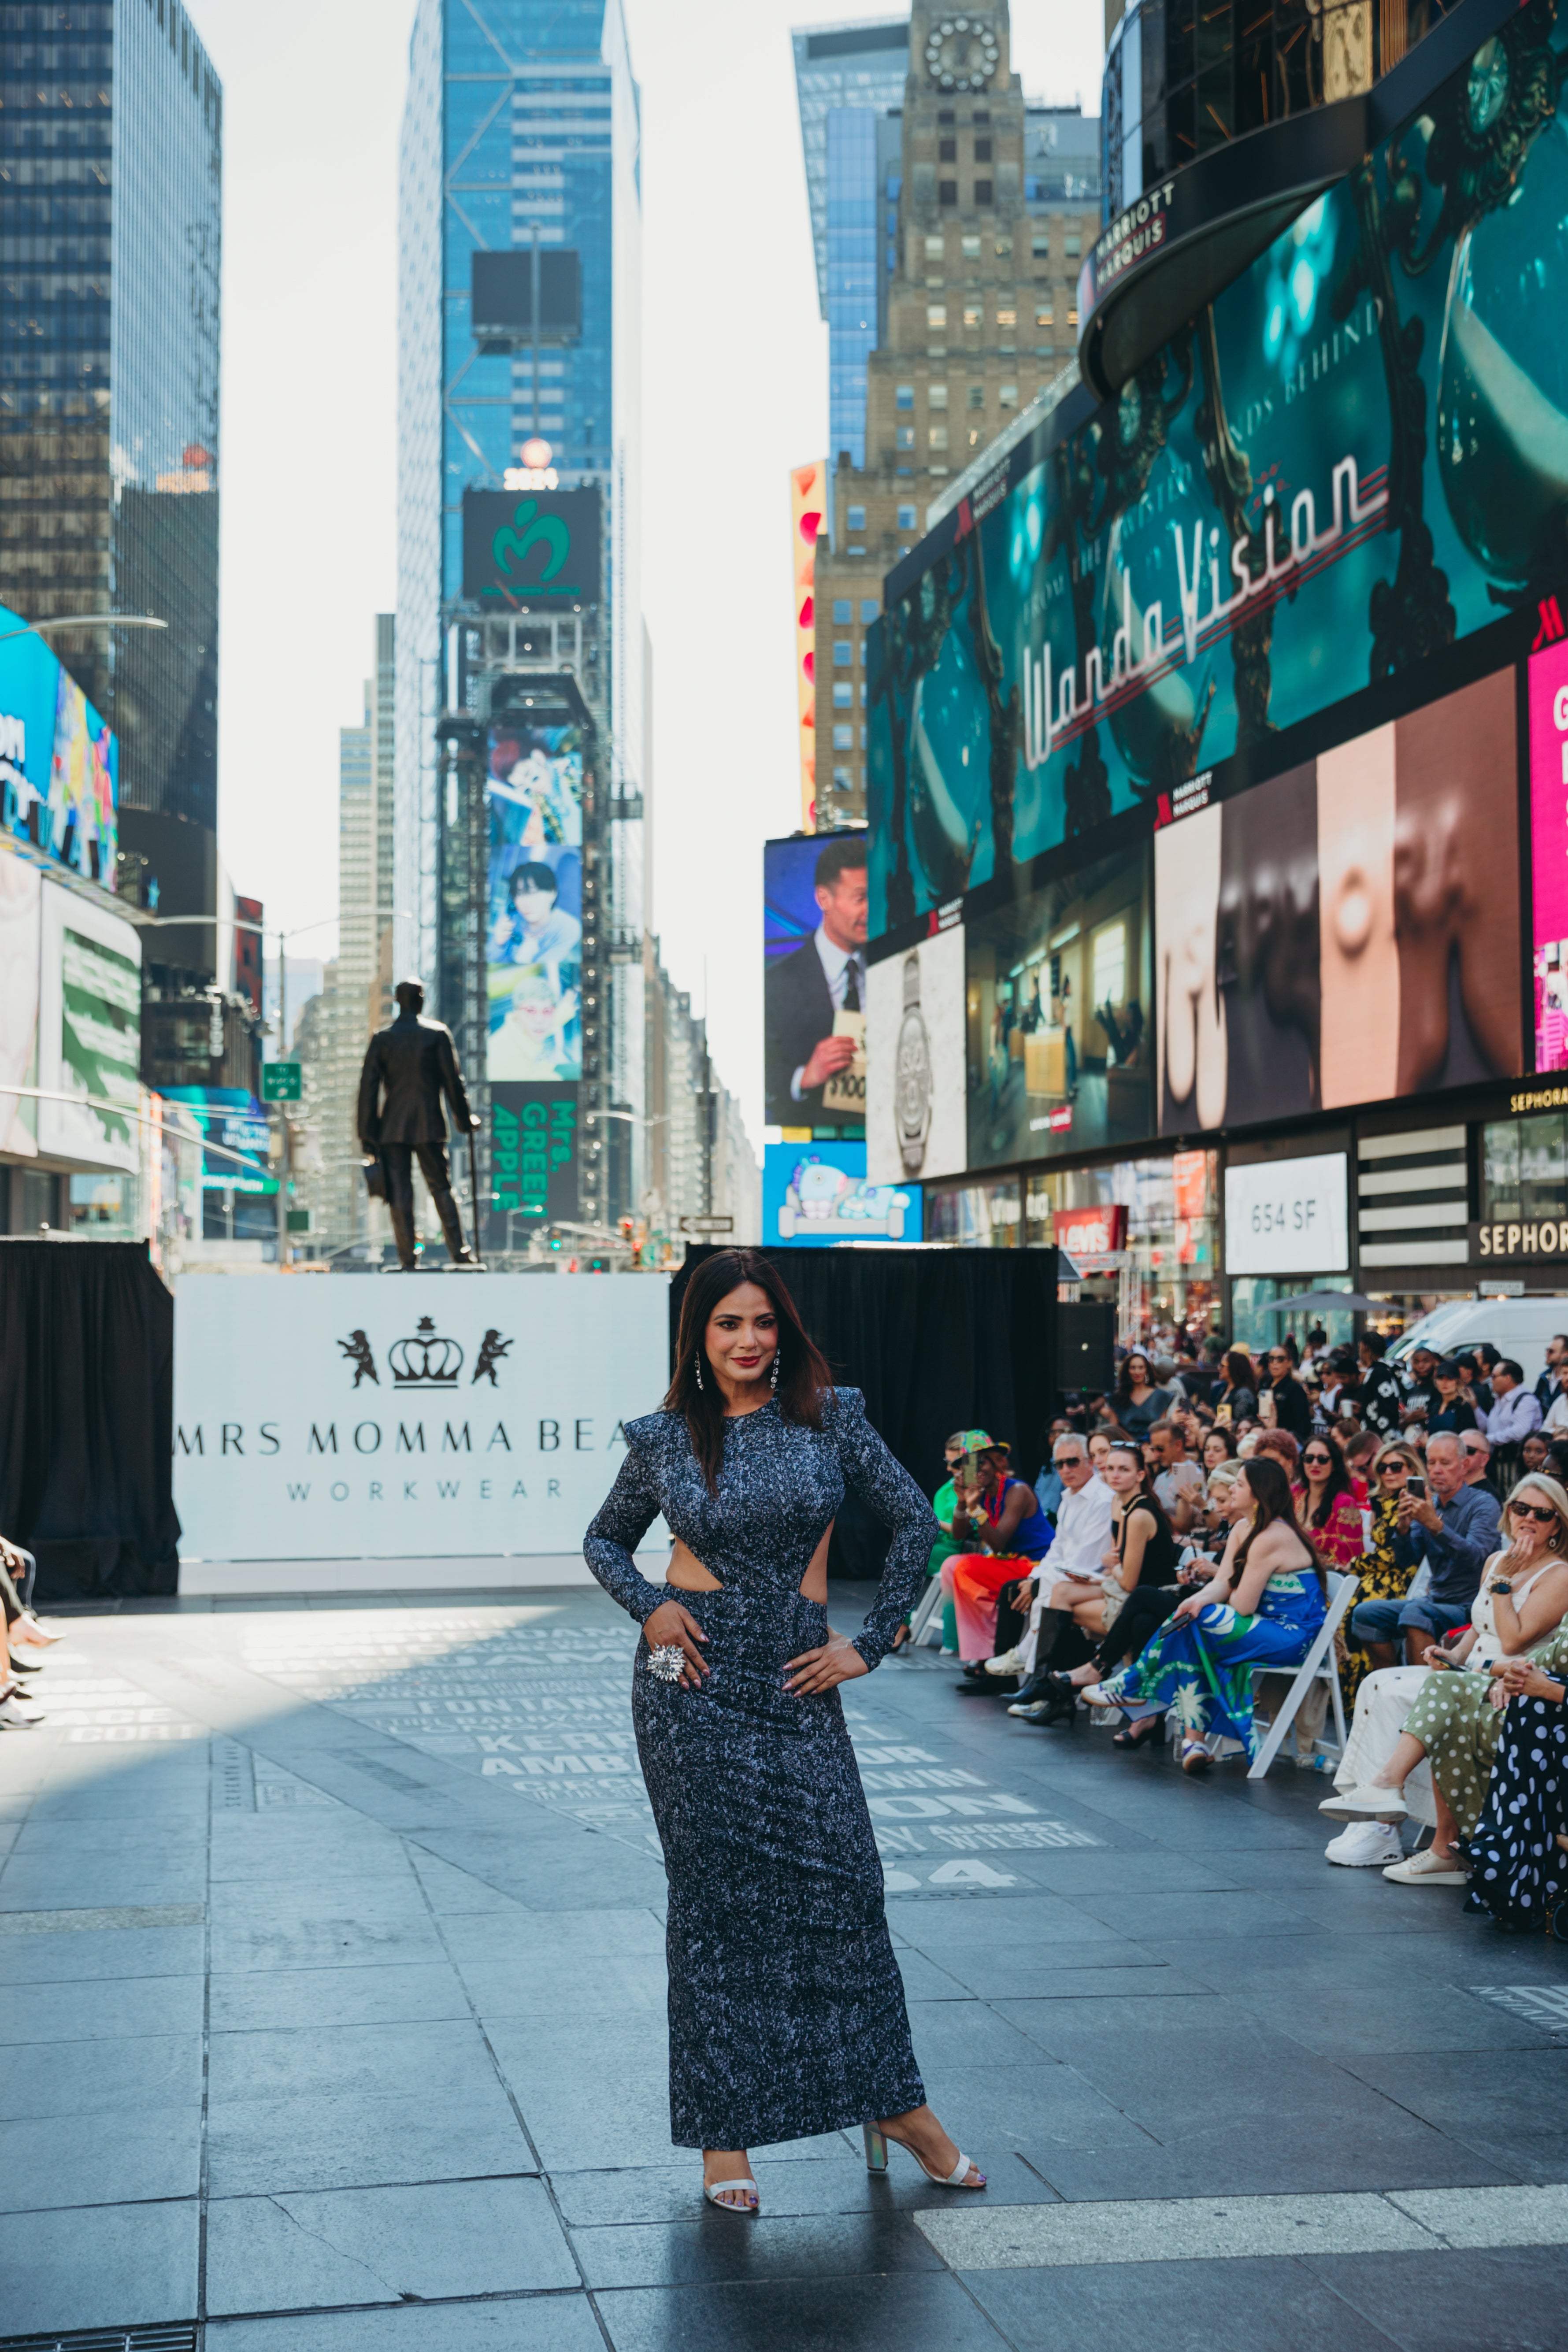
[664,1249,833,1491]
[1115,1351,1154,1407]
[1237,1452,1326,1594]
[1104,1439,1175,1551]
[1223,1348,1254,1393]
[1301,1433,1354,1529]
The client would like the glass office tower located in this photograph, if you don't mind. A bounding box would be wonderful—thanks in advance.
[397,0,643,1230]
[0,0,221,946]
[793,19,910,472]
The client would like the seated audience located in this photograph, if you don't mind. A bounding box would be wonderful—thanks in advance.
[1112,1351,1169,1441]
[1338,1443,1423,1708]
[1321,1475,1568,1876]
[1253,1428,1301,1482]
[1022,1465,1249,1742]
[1214,1348,1258,1425]
[1260,1344,1312,1440]
[1355,1331,1405,1437]
[1346,1431,1501,1668]
[1088,1454,1327,1773]
[1202,1424,1239,1474]
[1300,1435,1365,1570]
[1486,1359,1542,1482]
[981,1434,1114,1683]
[1460,1429,1496,1496]
[941,1437,1054,1677]
[1006,1441,1180,1725]
[1146,1419,1204,1535]
[1466,1637,1568,1930]
[1427,1360,1481,1437]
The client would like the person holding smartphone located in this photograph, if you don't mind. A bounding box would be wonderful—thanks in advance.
[1346,1432,1500,1669]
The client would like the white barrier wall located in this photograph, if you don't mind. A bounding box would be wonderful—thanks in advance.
[173,1274,671,1580]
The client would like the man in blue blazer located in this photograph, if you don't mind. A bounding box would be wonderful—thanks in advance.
[764,838,868,1127]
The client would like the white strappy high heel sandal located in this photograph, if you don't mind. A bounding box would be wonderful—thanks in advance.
[864,2122,985,2188]
[703,2175,760,2213]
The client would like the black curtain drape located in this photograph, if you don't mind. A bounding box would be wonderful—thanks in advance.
[671,1247,1059,1575]
[0,1240,180,1601]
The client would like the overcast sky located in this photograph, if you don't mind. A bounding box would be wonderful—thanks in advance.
[193,0,1102,1143]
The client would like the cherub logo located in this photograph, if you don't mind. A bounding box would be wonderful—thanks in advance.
[337,1331,378,1387]
[471,1330,513,1387]
[389,1315,464,1387]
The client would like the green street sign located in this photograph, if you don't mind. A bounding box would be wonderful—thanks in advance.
[262,1062,302,1102]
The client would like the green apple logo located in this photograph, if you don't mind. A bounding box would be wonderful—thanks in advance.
[492,498,569,585]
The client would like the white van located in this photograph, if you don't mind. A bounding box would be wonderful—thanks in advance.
[1386,1297,1568,1383]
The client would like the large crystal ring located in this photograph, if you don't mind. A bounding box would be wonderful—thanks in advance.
[648,1644,685,1683]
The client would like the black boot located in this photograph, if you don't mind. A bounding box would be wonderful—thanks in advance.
[1008,1672,1077,1727]
[432,1187,474,1266]
[387,1201,419,1271]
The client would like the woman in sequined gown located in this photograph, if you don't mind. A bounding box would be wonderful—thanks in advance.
[584,1248,984,2213]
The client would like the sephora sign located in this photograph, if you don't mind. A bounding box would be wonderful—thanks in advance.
[172,1274,671,1566]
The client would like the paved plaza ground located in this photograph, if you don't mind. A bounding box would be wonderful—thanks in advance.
[5,1579,1568,2349]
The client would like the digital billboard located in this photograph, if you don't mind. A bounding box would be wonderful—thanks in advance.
[0,848,40,1158]
[1154,670,1520,1133]
[1530,634,1568,1071]
[486,718,583,1085]
[764,832,867,1132]
[462,489,601,605]
[488,1082,578,1248]
[966,842,1152,1171]
[865,920,966,1187]
[37,880,142,1174]
[762,1141,921,1248]
[866,14,1568,942]
[157,1087,274,1197]
[0,599,119,893]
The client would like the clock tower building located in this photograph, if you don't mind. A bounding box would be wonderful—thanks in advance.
[809,3,1100,827]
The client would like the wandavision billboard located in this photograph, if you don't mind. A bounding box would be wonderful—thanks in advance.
[866,10,1568,939]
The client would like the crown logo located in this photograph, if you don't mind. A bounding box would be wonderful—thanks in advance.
[388,1315,464,1386]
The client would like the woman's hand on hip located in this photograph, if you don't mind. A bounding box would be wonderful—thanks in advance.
[784,1633,868,1696]
[641,1600,710,1688]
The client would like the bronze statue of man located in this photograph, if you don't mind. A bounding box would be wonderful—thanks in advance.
[357,979,479,1270]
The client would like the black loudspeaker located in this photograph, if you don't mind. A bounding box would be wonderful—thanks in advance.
[1056,1299,1116,1393]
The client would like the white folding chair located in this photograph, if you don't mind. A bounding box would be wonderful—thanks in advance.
[1246,1569,1360,1783]
[908,1574,946,1648]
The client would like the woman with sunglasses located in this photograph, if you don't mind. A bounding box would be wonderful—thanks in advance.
[1323,1476,1568,1883]
[1338,1445,1423,1711]
[1300,1438,1364,1568]
[1089,1454,1326,1773]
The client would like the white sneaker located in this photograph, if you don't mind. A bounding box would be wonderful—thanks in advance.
[1325,1821,1405,1869]
[1383,1847,1469,1886]
[0,1686,44,1728]
[984,1647,1028,1677]
[1319,1783,1409,1821]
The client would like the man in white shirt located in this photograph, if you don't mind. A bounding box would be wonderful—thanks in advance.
[983,1436,1113,1677]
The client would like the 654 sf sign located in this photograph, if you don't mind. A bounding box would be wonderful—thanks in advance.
[170,1272,669,1563]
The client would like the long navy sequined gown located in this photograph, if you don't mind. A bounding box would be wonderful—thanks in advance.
[583,1388,938,2151]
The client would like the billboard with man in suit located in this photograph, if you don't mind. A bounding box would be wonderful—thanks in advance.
[763,833,868,1132]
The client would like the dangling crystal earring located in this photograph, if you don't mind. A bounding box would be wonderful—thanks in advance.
[694,1352,704,1392]
[770,1349,781,1393]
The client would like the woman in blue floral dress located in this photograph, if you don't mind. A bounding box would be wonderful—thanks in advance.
[1090,1453,1325,1772]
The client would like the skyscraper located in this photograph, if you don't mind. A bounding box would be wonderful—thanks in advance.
[396,0,643,1233]
[802,2,1101,826]
[0,0,222,967]
[792,21,911,473]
